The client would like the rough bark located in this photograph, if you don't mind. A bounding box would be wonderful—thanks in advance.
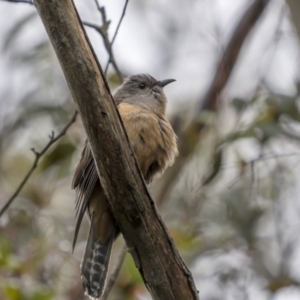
[33,0,199,299]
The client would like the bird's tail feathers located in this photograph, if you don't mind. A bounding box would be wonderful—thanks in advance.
[81,214,115,299]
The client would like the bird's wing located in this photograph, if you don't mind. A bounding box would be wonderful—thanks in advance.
[72,140,99,250]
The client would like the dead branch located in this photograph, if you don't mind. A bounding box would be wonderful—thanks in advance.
[33,0,199,299]
[0,111,78,217]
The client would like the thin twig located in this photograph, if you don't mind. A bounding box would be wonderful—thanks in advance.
[111,0,129,46]
[87,1,123,82]
[82,21,101,31]
[83,20,122,83]
[0,111,78,217]
[94,0,101,13]
[227,151,300,189]
[101,243,127,300]
[2,0,125,83]
[104,0,129,74]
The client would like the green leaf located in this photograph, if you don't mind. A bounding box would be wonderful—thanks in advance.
[202,148,223,185]
[29,289,54,300]
[231,98,249,113]
[0,239,10,266]
[123,254,143,285]
[169,228,198,251]
[224,128,255,144]
[40,141,76,171]
[267,94,300,122]
[4,285,22,300]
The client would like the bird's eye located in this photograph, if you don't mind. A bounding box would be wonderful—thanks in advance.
[139,83,146,89]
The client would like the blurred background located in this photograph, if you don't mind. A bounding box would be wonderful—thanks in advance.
[1,0,300,299]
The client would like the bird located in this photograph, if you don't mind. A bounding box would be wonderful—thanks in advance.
[72,74,178,299]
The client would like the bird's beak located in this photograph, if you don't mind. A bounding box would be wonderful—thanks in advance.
[157,79,176,88]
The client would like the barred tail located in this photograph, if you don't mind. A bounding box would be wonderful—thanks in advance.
[81,214,115,299]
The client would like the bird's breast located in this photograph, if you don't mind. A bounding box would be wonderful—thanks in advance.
[118,103,178,183]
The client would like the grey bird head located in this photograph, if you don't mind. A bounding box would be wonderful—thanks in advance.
[114,74,175,116]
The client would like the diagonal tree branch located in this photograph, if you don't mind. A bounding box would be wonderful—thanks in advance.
[154,0,271,205]
[84,1,129,292]
[0,111,78,217]
[33,0,199,299]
